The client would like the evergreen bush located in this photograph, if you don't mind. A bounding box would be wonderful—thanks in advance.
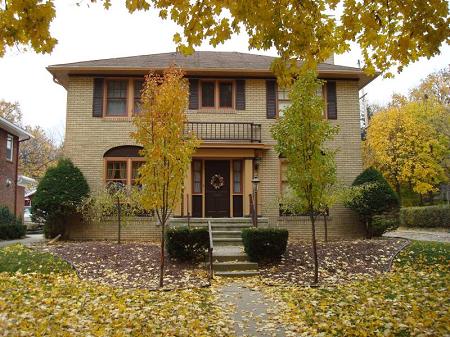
[0,206,26,240]
[166,226,209,261]
[400,205,450,228]
[32,158,89,238]
[241,228,288,262]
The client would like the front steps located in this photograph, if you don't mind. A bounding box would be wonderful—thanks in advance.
[171,217,267,277]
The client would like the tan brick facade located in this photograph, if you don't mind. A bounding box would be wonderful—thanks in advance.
[64,76,364,241]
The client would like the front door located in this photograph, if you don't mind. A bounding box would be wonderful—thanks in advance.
[205,160,230,217]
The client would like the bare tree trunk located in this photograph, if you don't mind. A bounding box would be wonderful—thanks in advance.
[117,196,121,245]
[310,214,319,285]
[396,182,402,206]
[324,212,328,243]
[159,219,165,288]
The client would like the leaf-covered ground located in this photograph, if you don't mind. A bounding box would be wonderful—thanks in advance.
[259,238,408,285]
[37,241,208,289]
[261,241,450,337]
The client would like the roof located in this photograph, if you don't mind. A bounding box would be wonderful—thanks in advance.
[47,51,378,89]
[0,117,33,141]
[18,175,37,188]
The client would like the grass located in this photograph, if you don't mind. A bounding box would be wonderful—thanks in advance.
[395,240,450,268]
[0,244,73,274]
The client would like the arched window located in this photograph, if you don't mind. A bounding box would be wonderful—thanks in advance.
[103,146,144,186]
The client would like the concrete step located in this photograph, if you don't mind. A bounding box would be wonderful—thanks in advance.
[215,270,260,277]
[213,246,247,262]
[213,238,242,246]
[212,230,242,238]
[213,261,258,272]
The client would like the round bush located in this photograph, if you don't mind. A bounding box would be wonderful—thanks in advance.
[241,228,288,262]
[0,206,26,240]
[166,226,209,261]
[32,158,89,238]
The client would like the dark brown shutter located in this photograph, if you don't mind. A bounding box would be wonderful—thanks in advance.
[326,81,337,120]
[235,80,246,110]
[266,80,276,119]
[92,78,104,117]
[189,79,199,110]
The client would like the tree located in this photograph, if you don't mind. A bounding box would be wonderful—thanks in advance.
[131,67,199,288]
[32,158,89,238]
[79,185,145,244]
[19,125,62,180]
[272,71,338,285]
[0,100,62,180]
[364,100,449,203]
[2,1,449,80]
[410,66,450,106]
[344,167,399,238]
[0,99,22,125]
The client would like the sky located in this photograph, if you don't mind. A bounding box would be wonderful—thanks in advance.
[0,0,449,141]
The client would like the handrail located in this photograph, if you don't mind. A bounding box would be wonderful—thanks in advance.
[207,220,213,282]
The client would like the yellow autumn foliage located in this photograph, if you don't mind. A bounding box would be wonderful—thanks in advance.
[364,100,449,196]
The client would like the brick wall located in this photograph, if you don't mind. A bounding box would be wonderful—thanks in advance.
[64,76,365,241]
[0,128,18,215]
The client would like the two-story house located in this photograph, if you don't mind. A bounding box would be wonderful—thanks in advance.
[47,51,376,241]
[0,116,32,218]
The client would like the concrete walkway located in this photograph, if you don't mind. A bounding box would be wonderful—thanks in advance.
[384,228,450,243]
[0,234,45,248]
[218,282,286,337]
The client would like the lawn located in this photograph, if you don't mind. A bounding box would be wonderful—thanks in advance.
[266,241,450,337]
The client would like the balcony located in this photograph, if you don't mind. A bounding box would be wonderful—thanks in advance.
[184,122,262,143]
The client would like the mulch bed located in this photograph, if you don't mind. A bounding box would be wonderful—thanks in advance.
[37,241,208,290]
[259,238,409,286]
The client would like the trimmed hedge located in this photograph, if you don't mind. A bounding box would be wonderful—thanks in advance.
[371,214,399,237]
[241,228,288,262]
[166,226,209,261]
[0,206,26,240]
[400,205,450,228]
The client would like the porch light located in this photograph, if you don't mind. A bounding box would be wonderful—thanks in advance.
[251,176,260,227]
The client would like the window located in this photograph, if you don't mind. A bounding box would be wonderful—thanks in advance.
[133,80,144,115]
[219,82,233,108]
[106,161,127,186]
[6,134,13,161]
[106,80,128,116]
[200,80,235,109]
[277,88,290,117]
[233,160,242,193]
[201,81,215,108]
[192,160,202,194]
[131,161,144,185]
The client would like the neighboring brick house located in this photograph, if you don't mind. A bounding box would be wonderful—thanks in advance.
[47,51,377,240]
[0,116,32,218]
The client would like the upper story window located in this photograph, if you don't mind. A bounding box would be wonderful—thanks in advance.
[6,134,13,161]
[200,80,235,110]
[133,80,144,115]
[106,80,128,116]
[277,85,327,118]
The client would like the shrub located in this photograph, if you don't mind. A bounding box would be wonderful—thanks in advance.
[344,167,399,237]
[0,206,26,240]
[371,214,399,237]
[241,228,288,262]
[400,205,450,228]
[32,158,89,239]
[166,226,209,261]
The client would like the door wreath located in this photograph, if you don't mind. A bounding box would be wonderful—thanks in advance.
[210,174,225,190]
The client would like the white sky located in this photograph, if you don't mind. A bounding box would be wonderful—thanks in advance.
[0,0,449,141]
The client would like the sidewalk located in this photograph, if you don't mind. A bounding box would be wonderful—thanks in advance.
[384,228,450,243]
[0,234,45,248]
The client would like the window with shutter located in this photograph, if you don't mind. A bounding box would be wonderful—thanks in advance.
[235,80,246,110]
[189,79,199,110]
[266,80,277,119]
[92,78,104,117]
[326,81,337,120]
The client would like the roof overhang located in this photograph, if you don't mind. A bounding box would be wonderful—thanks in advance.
[47,66,378,90]
[0,117,33,141]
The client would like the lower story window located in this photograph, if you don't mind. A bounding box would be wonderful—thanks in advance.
[105,159,144,187]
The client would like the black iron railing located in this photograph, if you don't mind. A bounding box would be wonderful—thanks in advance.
[184,122,262,143]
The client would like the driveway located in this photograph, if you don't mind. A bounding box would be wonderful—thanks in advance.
[384,228,450,243]
[0,234,45,248]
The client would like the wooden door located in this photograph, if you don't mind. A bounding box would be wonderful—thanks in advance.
[205,160,230,217]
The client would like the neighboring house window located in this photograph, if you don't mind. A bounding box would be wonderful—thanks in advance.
[6,134,13,161]
[106,80,128,116]
[133,80,144,115]
[200,80,235,109]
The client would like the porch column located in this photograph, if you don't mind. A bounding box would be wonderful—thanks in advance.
[243,158,253,216]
